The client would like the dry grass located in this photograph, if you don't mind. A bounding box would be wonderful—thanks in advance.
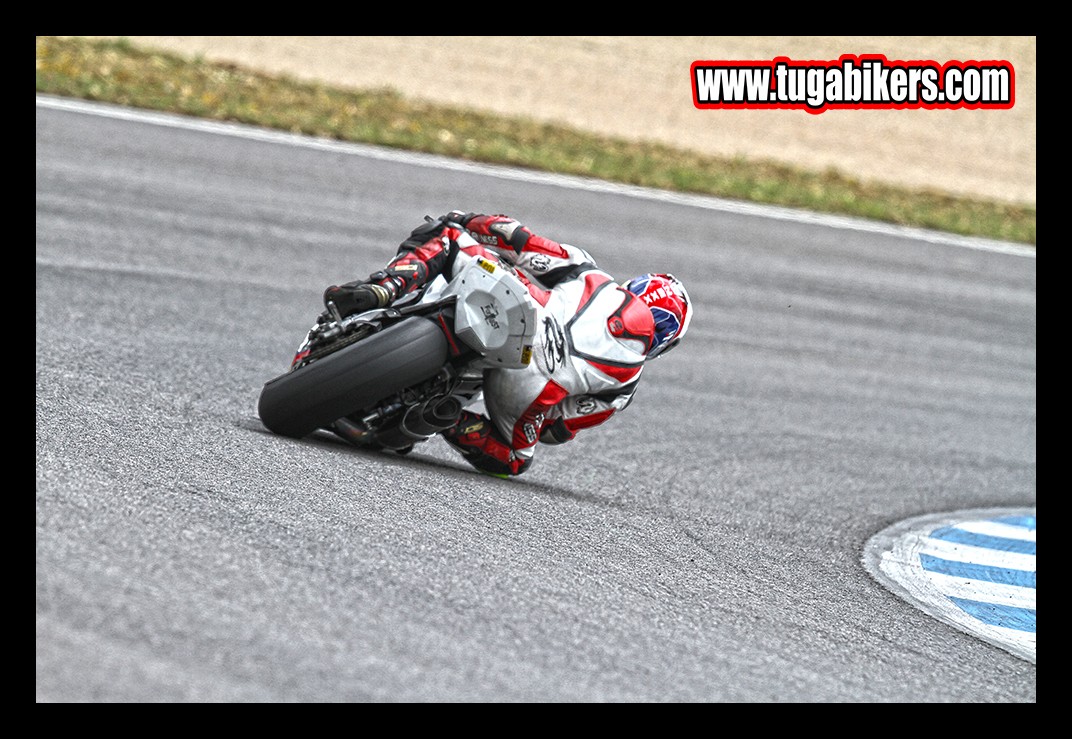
[36,36,1034,246]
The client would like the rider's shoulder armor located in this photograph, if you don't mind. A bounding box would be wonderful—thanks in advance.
[561,272,654,385]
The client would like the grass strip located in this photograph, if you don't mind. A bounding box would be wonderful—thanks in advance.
[36,36,1035,246]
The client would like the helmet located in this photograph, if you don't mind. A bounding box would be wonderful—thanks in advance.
[622,273,693,359]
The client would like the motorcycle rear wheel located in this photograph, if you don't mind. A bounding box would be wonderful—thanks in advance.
[257,317,449,439]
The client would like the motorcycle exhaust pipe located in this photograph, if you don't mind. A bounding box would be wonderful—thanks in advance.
[373,395,464,450]
[403,395,464,438]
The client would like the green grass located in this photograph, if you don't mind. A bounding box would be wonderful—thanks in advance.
[36,36,1035,246]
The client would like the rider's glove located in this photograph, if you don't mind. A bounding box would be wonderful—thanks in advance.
[323,282,394,317]
[539,417,575,445]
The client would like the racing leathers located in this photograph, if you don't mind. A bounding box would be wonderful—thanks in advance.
[328,212,658,477]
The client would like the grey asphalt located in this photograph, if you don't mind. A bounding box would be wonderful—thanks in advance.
[36,98,1036,702]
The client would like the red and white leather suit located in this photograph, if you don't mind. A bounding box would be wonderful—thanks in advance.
[370,214,658,476]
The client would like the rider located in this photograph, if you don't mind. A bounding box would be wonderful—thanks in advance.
[323,211,693,477]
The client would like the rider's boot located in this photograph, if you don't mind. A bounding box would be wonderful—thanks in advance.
[441,411,532,477]
[322,280,396,318]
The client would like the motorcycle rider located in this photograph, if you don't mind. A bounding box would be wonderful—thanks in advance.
[323,211,693,477]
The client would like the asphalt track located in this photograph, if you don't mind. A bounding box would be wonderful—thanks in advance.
[36,96,1037,702]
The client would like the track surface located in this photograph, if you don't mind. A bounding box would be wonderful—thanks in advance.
[36,99,1036,702]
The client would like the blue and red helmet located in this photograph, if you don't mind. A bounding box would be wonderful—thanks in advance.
[622,273,693,359]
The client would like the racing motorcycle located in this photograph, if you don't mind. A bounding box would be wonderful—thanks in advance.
[257,245,537,454]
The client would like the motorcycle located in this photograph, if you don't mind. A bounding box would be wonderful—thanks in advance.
[257,239,537,454]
